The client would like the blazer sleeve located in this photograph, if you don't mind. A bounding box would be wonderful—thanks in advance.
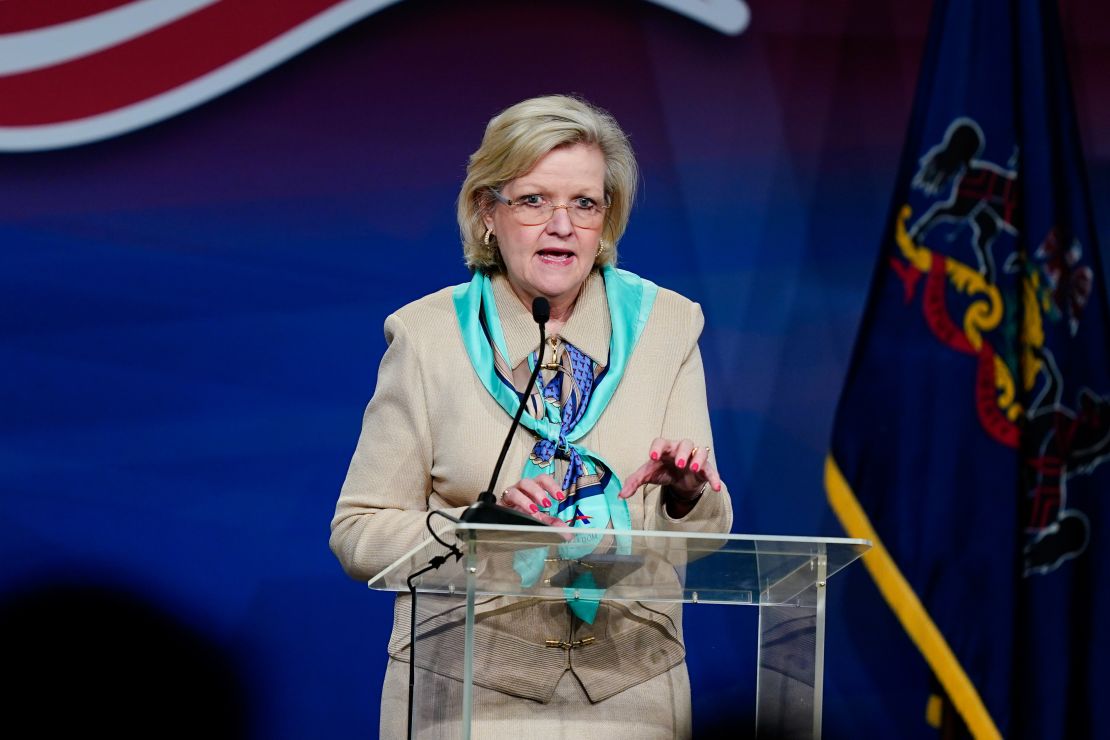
[329,312,464,582]
[649,300,734,534]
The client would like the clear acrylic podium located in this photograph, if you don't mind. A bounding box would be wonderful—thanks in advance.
[369,523,870,739]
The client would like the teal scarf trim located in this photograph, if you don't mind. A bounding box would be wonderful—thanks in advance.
[452,266,658,622]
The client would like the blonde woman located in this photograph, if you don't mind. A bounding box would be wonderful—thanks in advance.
[331,95,731,738]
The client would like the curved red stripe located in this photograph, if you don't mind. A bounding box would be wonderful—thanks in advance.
[0,0,342,126]
[0,0,135,34]
[923,253,975,355]
[975,343,1020,448]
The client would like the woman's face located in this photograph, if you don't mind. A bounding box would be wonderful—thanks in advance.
[484,143,606,313]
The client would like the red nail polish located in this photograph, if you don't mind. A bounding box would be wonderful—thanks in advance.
[529,504,539,513]
[690,463,699,472]
[650,452,659,461]
[555,492,565,501]
[676,458,686,469]
[541,498,551,507]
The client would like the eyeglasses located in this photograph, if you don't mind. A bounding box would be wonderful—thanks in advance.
[490,188,608,228]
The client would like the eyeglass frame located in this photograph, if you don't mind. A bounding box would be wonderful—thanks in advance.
[488,187,610,229]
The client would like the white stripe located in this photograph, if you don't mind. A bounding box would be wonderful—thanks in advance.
[0,0,221,76]
[643,0,750,35]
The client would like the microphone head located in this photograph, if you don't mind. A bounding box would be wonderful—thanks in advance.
[531,297,550,324]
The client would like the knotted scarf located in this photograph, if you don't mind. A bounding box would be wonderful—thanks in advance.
[452,265,658,622]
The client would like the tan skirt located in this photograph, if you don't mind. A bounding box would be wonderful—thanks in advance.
[380,658,693,739]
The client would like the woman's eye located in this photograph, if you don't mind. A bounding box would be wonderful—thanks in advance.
[573,197,597,210]
[518,194,545,207]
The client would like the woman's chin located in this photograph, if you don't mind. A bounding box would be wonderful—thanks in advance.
[531,263,589,300]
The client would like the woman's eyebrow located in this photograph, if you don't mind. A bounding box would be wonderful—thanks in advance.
[511,182,604,196]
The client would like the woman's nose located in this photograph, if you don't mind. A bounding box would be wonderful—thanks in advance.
[546,204,574,234]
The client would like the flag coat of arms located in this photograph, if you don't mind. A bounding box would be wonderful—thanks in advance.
[827,1,1110,737]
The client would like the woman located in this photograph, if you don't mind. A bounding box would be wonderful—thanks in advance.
[331,95,731,738]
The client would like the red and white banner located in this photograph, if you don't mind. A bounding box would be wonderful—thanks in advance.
[0,0,748,152]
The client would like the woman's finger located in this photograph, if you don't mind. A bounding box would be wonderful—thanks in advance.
[618,460,656,499]
[517,478,556,510]
[704,464,723,492]
[533,473,566,502]
[500,487,537,514]
[499,487,572,532]
[671,439,695,469]
[535,512,569,528]
[689,445,709,474]
[648,437,671,462]
[535,513,574,542]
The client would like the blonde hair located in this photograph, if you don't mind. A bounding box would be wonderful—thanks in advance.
[458,95,638,272]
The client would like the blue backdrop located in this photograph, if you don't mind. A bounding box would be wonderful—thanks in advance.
[2,1,1107,737]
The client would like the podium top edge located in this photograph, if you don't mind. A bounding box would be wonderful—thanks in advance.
[453,523,872,547]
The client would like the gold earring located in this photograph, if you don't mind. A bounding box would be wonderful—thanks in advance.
[483,228,493,247]
[596,238,608,257]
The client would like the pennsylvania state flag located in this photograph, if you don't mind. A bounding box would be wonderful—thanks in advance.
[826,1,1110,738]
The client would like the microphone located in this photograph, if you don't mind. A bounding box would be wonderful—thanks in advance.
[461,297,555,527]
[531,296,550,324]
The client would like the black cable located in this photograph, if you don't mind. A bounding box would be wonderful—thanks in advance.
[405,509,463,740]
[426,509,463,557]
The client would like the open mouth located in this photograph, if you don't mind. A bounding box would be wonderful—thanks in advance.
[537,248,575,264]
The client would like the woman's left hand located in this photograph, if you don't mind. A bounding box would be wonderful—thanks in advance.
[617,437,723,505]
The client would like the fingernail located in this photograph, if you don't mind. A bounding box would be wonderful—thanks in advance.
[541,498,551,507]
[713,483,722,492]
[529,504,539,513]
[690,463,700,472]
[676,458,686,469]
[650,452,659,461]
[555,491,565,501]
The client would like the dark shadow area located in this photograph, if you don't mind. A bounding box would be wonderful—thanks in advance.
[0,580,248,739]
[693,716,799,740]
[695,715,756,739]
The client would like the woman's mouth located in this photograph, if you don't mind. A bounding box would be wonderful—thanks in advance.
[537,248,575,265]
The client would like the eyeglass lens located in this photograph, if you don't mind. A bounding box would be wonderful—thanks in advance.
[509,202,604,228]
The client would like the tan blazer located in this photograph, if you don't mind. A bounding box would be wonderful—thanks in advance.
[331,270,732,702]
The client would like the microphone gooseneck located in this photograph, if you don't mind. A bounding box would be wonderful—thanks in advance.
[461,296,552,524]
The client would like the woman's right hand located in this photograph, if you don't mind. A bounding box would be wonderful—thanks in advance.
[499,474,569,528]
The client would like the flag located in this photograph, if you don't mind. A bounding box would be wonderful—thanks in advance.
[826,0,1110,737]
